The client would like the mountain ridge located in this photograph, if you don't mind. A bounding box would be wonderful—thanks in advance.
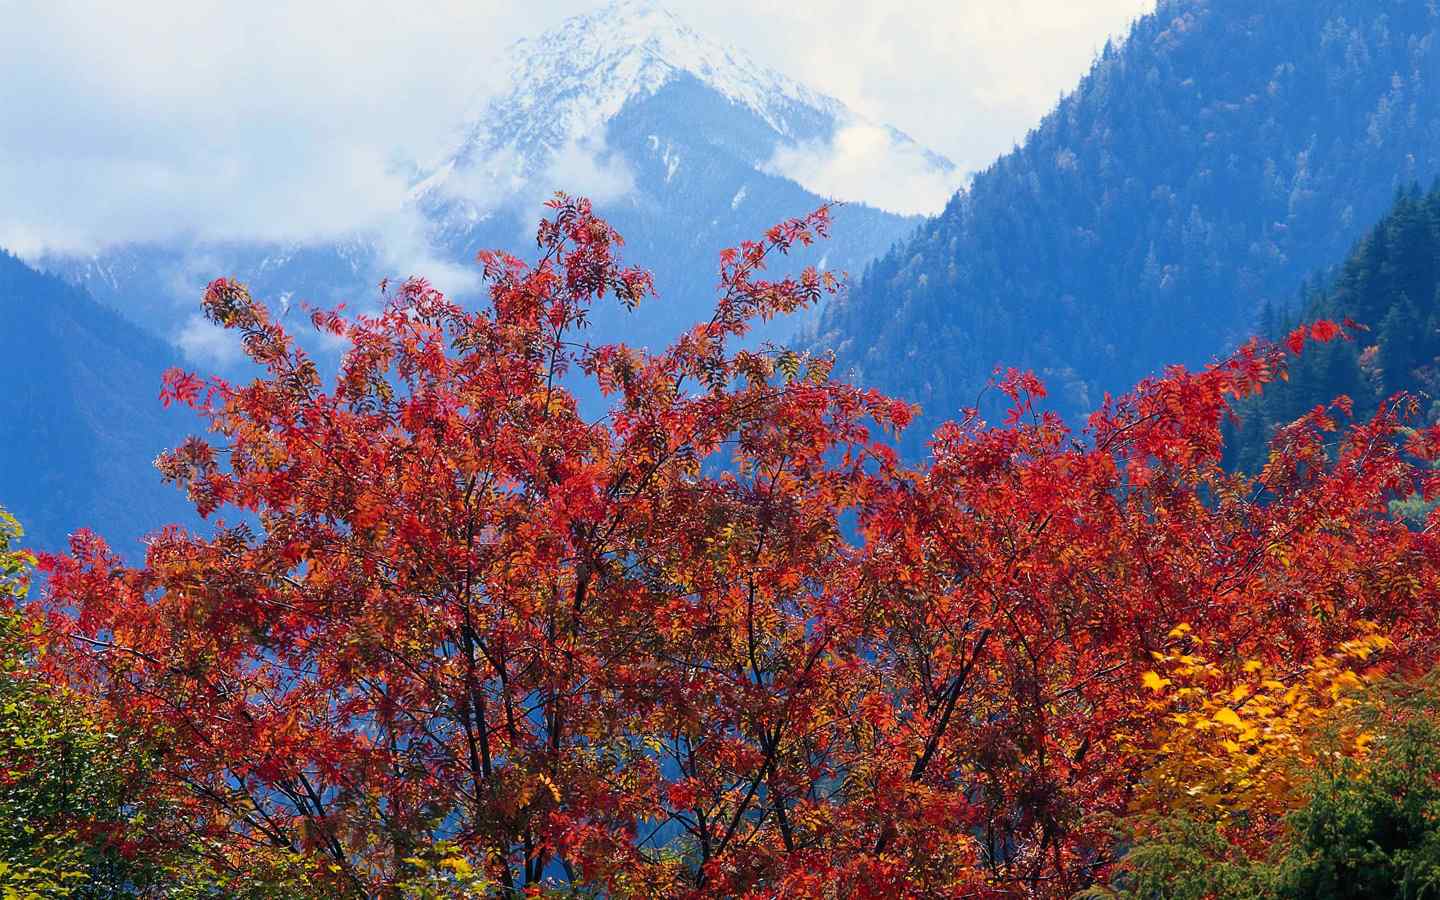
[450,0,845,166]
[817,0,1440,454]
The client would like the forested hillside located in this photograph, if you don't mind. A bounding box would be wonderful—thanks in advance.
[0,251,196,551]
[817,0,1440,450]
[1227,182,1440,473]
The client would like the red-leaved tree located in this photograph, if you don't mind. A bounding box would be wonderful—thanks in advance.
[32,197,1440,897]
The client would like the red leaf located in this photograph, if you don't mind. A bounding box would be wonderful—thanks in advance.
[1310,319,1342,343]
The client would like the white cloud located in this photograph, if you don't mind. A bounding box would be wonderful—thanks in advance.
[681,0,1155,176]
[158,250,231,312]
[763,123,967,216]
[418,149,528,213]
[541,138,637,205]
[0,147,404,258]
[371,206,485,299]
[0,0,1155,256]
[175,313,244,367]
[416,137,636,247]
[0,0,576,256]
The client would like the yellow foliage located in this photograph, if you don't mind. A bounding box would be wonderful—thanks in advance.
[1142,671,1171,692]
[1126,627,1391,834]
[1211,707,1243,729]
[537,772,563,804]
[440,856,473,877]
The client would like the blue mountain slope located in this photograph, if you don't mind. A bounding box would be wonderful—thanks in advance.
[428,72,925,352]
[818,0,1440,452]
[0,251,197,552]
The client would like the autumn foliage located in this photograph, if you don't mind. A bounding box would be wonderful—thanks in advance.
[21,197,1440,897]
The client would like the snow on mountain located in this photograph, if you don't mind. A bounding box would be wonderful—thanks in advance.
[416,0,952,207]
[41,0,951,364]
[455,0,840,165]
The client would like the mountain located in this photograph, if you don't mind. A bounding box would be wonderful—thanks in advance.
[410,0,947,351]
[816,0,1440,452]
[12,0,949,550]
[1224,181,1440,475]
[437,0,851,172]
[0,251,198,552]
[44,0,948,360]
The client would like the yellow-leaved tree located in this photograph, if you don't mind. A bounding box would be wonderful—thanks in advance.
[1125,622,1390,832]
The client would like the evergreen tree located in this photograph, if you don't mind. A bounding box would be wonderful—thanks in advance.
[1229,183,1440,470]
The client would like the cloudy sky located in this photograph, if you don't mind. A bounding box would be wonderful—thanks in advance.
[0,0,1154,257]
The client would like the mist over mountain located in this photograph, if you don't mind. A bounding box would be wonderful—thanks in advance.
[41,0,950,366]
[817,0,1440,451]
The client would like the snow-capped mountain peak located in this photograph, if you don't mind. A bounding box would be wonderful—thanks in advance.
[443,1,848,174]
[523,0,844,128]
[409,0,956,219]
